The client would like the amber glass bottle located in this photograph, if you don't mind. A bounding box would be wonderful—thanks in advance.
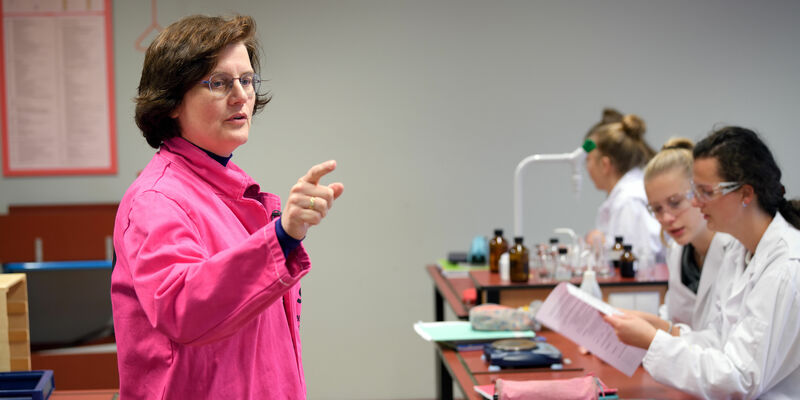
[610,236,624,269]
[619,244,636,278]
[509,237,530,283]
[488,229,509,274]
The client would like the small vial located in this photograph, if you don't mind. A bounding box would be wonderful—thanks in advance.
[620,244,636,278]
[499,253,511,281]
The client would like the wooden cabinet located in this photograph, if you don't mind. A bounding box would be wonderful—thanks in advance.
[0,274,29,371]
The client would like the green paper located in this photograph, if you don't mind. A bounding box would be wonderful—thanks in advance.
[414,321,535,342]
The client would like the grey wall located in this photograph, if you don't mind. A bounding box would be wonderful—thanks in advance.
[2,1,800,398]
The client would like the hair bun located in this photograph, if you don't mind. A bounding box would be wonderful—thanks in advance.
[621,114,646,140]
[601,108,624,125]
[661,137,694,151]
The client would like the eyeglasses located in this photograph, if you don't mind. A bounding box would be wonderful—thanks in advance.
[647,190,694,219]
[690,181,742,203]
[201,72,261,97]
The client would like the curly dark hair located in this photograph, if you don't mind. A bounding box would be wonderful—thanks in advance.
[134,15,271,148]
[694,126,800,229]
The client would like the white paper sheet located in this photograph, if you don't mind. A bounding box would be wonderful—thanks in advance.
[535,282,647,377]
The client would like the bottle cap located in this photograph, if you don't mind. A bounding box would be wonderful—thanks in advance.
[615,236,624,243]
[549,238,559,244]
[558,248,568,254]
[514,236,524,244]
[623,244,632,251]
[494,229,503,236]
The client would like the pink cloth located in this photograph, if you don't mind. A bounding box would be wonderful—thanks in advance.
[112,137,310,399]
[496,376,599,400]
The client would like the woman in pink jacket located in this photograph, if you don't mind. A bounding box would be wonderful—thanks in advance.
[112,15,343,399]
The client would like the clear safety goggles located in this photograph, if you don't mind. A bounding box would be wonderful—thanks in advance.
[647,190,694,219]
[690,181,742,203]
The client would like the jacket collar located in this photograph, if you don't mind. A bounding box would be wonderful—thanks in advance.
[748,212,800,276]
[159,137,260,200]
[603,167,646,206]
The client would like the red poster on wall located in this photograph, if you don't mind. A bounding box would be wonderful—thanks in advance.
[1,0,116,176]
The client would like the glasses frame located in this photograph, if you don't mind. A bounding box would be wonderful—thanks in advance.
[690,181,742,203]
[200,72,261,97]
[647,190,694,219]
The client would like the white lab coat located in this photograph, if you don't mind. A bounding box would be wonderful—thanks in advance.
[595,168,664,262]
[643,212,800,399]
[658,232,737,331]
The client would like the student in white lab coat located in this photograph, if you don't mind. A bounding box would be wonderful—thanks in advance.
[626,137,737,335]
[605,126,800,399]
[583,108,664,262]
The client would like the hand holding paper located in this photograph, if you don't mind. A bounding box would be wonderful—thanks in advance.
[535,282,647,377]
[603,313,659,350]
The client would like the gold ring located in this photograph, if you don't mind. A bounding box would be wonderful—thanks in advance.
[308,196,315,210]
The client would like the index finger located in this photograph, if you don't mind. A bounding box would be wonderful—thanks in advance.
[301,160,337,185]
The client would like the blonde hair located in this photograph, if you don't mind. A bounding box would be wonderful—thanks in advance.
[588,112,655,175]
[644,137,695,182]
[644,137,695,246]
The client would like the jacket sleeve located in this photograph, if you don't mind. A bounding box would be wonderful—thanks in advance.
[642,268,800,399]
[118,190,310,346]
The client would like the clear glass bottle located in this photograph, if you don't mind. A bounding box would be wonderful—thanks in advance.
[488,229,509,274]
[554,247,572,281]
[549,237,560,260]
[571,238,586,277]
[535,243,549,279]
[509,237,530,283]
[610,236,624,269]
[619,244,636,278]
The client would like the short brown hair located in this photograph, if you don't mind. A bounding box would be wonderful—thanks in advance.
[134,15,271,148]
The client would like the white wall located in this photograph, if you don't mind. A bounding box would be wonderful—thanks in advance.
[2,1,800,398]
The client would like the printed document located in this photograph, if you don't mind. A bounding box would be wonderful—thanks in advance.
[535,282,646,376]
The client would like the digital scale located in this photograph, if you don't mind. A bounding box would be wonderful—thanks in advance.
[483,338,563,368]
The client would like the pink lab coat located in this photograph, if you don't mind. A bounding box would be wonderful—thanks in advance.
[112,137,309,399]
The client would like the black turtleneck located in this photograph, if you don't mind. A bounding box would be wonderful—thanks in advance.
[189,142,302,256]
[200,148,233,167]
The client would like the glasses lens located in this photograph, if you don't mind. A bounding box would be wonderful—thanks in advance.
[204,73,261,97]
[246,73,261,96]
[204,74,231,96]
[649,191,691,219]
[691,182,709,202]
[207,74,231,96]
[668,196,686,212]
